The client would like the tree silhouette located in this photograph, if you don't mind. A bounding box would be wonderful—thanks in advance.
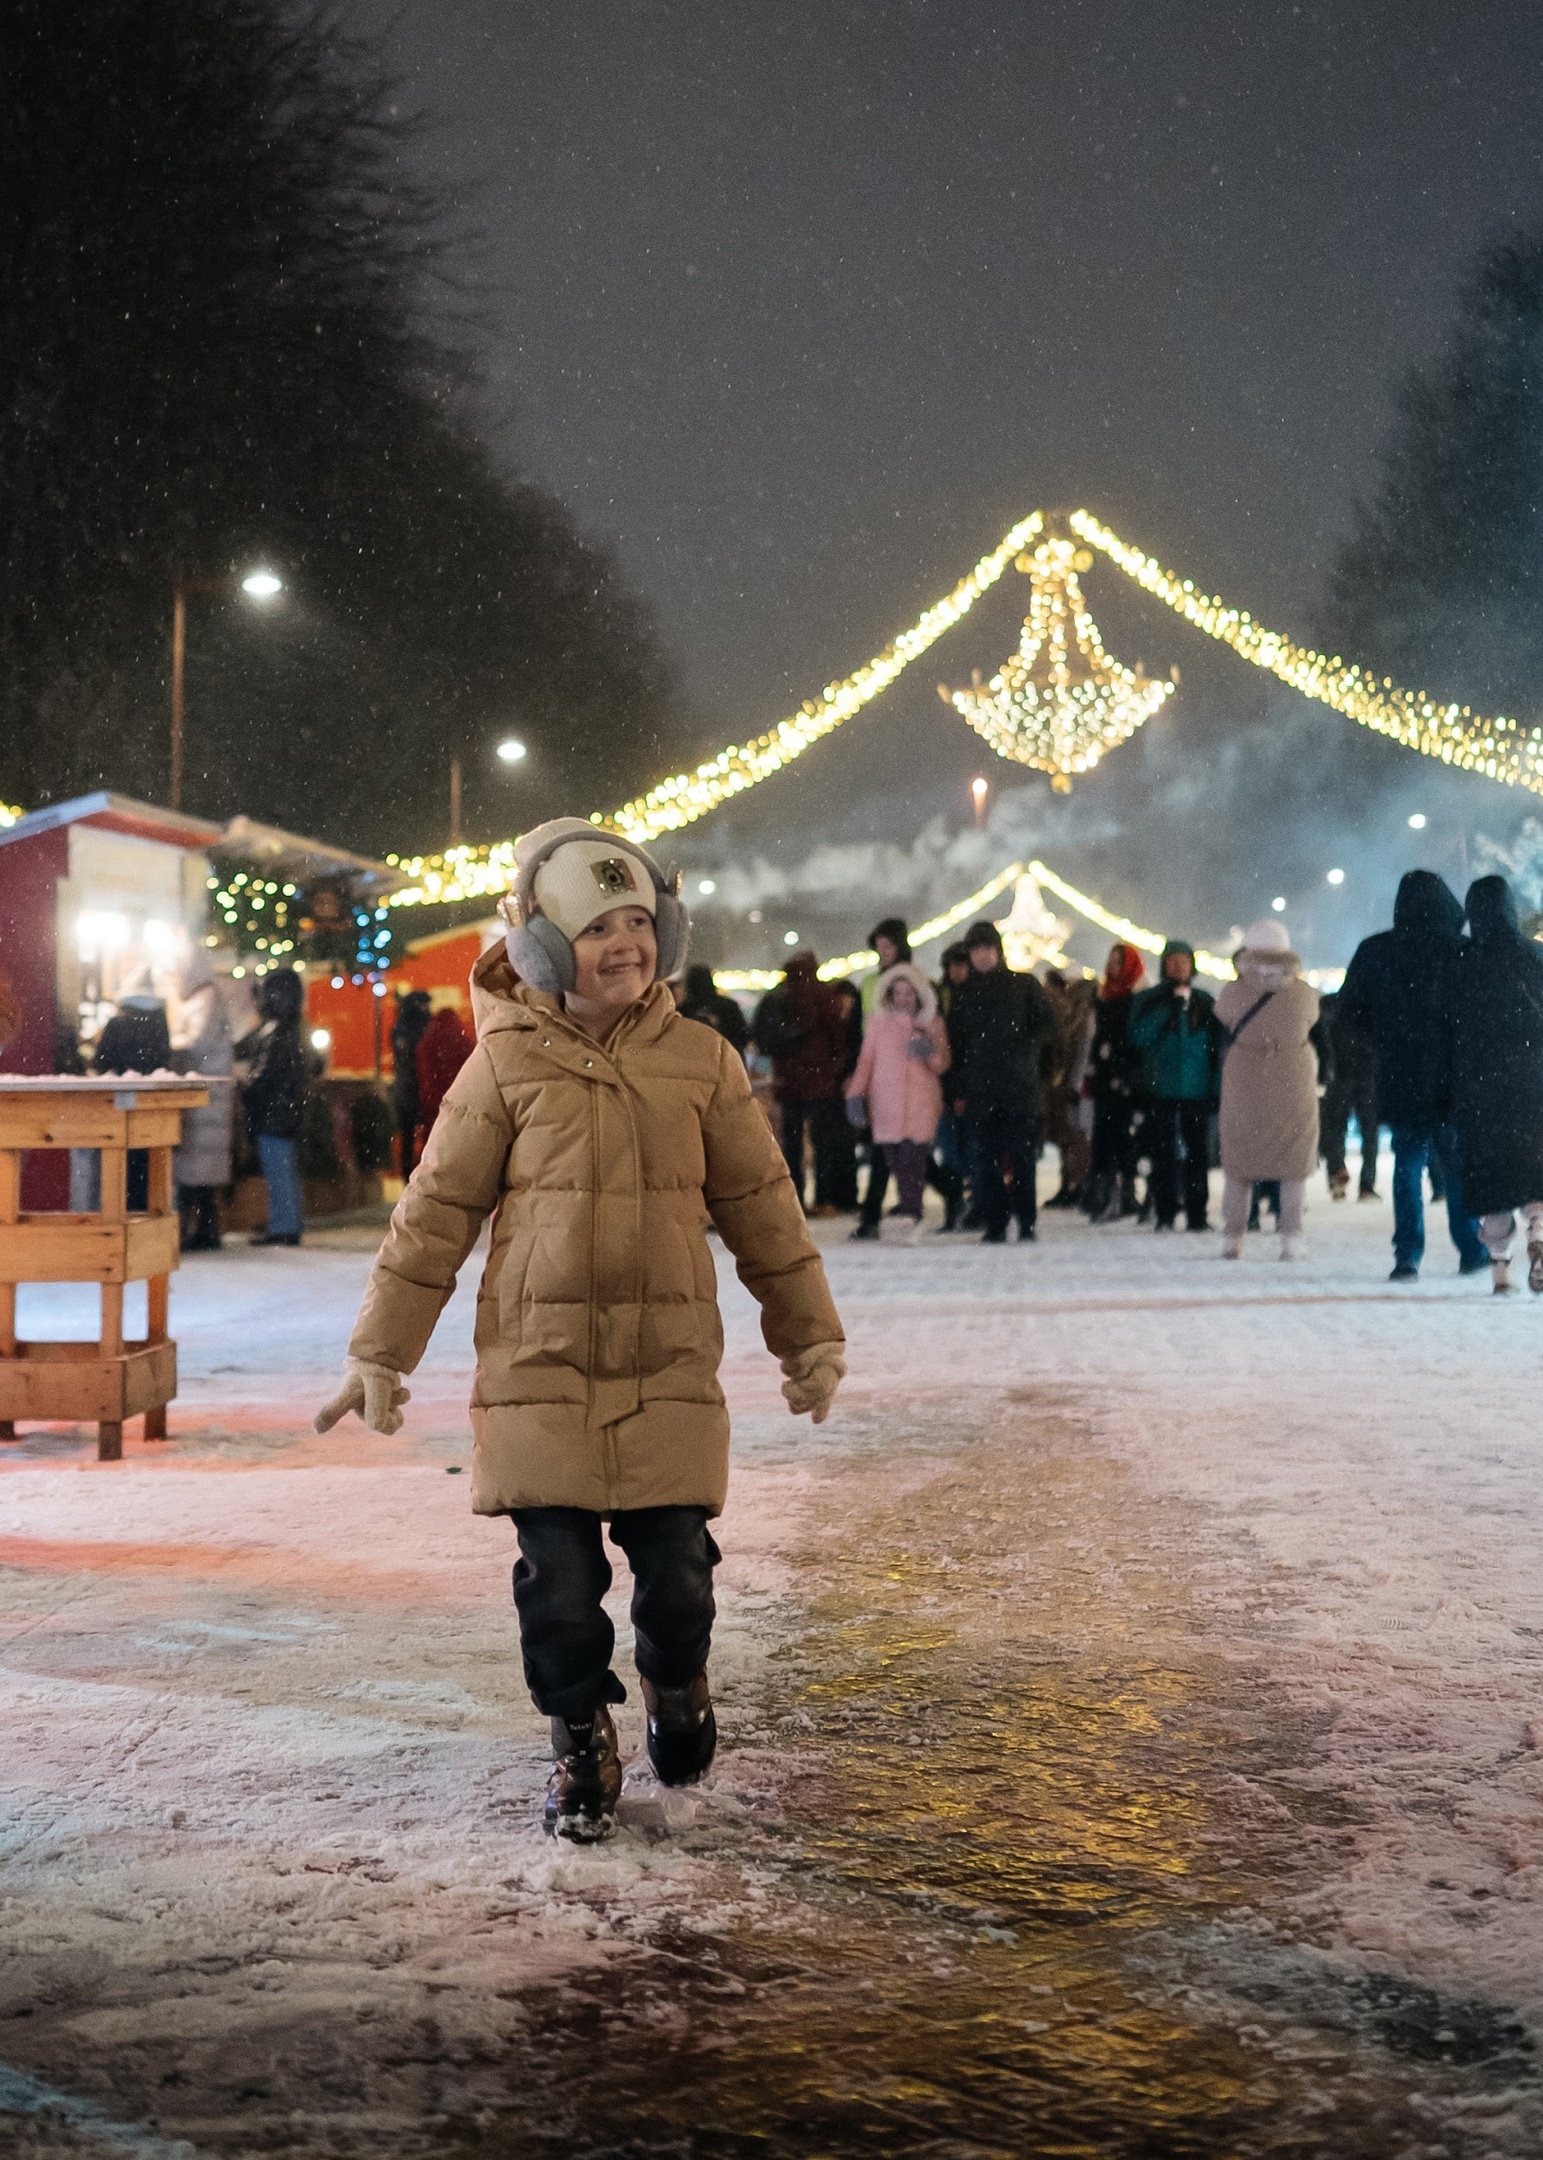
[1327,232,1543,722]
[0,0,678,849]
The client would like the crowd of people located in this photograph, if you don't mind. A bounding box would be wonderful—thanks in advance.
[706,868,1543,1289]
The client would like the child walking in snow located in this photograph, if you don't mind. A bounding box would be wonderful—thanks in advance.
[844,963,950,1243]
[316,818,845,1840]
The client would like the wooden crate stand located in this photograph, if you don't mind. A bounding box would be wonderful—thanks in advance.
[0,1077,209,1461]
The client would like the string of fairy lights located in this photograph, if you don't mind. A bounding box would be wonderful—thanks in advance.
[382,513,1046,906]
[1068,510,1543,793]
[711,856,1234,993]
[379,505,1540,912]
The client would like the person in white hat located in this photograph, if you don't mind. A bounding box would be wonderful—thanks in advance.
[1214,918,1321,1259]
[315,817,846,1841]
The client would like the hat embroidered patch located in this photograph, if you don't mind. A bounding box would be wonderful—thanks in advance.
[589,857,639,897]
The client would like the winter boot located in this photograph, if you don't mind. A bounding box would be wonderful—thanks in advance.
[1528,1241,1543,1294]
[1221,1233,1242,1259]
[881,1214,922,1246]
[1280,1233,1308,1261]
[1329,1169,1349,1201]
[1492,1256,1515,1296]
[641,1673,717,1787]
[544,1707,622,1841]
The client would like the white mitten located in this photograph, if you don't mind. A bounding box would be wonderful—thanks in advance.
[314,1358,411,1436]
[779,1341,847,1425]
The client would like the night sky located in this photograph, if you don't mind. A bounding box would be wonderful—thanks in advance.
[356,0,1543,964]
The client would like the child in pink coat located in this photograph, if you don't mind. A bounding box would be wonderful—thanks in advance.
[845,963,951,1241]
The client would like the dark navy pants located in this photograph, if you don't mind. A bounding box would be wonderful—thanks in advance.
[511,1506,720,1721]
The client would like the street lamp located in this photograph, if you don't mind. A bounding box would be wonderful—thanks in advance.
[170,566,285,812]
[496,738,527,765]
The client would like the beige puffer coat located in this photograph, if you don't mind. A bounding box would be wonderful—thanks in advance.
[1216,954,1321,1182]
[348,947,843,1517]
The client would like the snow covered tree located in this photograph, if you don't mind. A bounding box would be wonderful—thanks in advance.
[0,1,677,850]
[1326,232,1543,719]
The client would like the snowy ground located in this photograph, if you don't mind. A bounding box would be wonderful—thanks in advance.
[2,1164,1542,2157]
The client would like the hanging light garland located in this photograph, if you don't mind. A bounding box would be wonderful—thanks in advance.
[1070,510,1543,792]
[360,506,1543,914]
[938,534,1176,790]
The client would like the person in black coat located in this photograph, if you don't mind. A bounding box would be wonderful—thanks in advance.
[678,964,750,1057]
[946,920,1055,1242]
[1432,874,1543,1293]
[236,970,309,1246]
[1340,868,1486,1282]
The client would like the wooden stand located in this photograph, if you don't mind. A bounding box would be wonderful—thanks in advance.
[0,1077,209,1461]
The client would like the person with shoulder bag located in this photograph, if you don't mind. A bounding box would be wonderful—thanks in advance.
[1215,919,1320,1260]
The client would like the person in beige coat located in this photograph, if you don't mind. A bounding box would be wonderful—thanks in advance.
[316,817,845,1840]
[1215,918,1321,1260]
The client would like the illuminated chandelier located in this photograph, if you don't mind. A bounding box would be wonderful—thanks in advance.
[939,533,1176,791]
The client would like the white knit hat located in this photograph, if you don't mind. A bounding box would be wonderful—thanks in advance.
[1242,917,1291,953]
[517,823,659,941]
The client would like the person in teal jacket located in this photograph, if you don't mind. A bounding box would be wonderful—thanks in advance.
[1129,940,1220,1231]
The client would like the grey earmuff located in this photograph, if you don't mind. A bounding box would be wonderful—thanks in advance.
[502,835,691,988]
[504,912,576,994]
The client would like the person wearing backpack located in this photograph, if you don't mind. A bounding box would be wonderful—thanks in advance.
[1215,918,1320,1260]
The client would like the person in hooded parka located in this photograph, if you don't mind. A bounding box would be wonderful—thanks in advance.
[1214,919,1320,1260]
[1339,869,1486,1283]
[1432,874,1543,1294]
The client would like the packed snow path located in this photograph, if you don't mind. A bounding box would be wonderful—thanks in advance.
[2,1176,1541,2157]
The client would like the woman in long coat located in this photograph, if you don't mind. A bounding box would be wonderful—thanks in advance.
[1433,875,1543,1293]
[1215,918,1320,1259]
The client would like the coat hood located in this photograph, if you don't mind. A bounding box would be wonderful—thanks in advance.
[869,916,912,962]
[1101,942,1146,999]
[874,961,937,1023]
[1236,951,1303,989]
[1393,869,1465,941]
[1465,874,1522,944]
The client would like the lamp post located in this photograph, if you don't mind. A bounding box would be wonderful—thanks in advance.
[169,567,283,812]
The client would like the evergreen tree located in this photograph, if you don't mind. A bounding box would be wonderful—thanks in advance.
[0,0,678,851]
[1326,232,1543,719]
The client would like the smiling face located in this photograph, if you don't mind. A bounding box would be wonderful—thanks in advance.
[568,903,658,1020]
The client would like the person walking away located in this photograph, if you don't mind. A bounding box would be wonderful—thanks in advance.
[94,980,172,1212]
[236,970,308,1247]
[414,1001,474,1159]
[1042,968,1097,1207]
[171,958,233,1250]
[1339,869,1485,1283]
[1130,941,1218,1232]
[1431,875,1543,1295]
[1316,992,1378,1202]
[852,918,912,1233]
[844,963,950,1244]
[1215,920,1320,1259]
[1084,943,1147,1222]
[679,965,749,1056]
[313,816,844,1841]
[946,921,1055,1243]
[390,988,432,1175]
[753,951,851,1215]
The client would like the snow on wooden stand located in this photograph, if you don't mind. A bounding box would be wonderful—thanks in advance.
[0,1075,209,1460]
